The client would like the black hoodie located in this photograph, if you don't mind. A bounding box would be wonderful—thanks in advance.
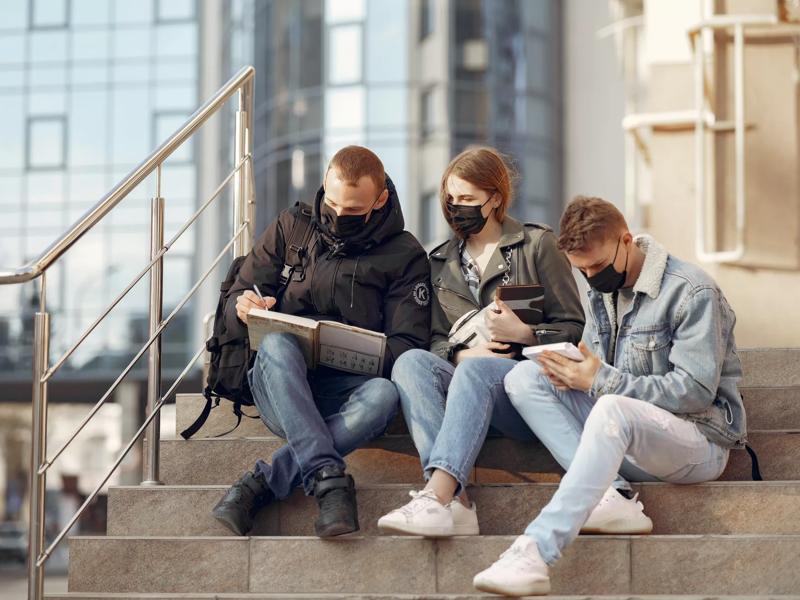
[224,176,431,377]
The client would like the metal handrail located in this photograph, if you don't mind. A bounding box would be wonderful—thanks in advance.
[0,65,254,285]
[0,65,257,600]
[39,222,248,476]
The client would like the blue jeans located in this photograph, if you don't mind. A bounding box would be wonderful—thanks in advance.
[248,332,399,498]
[505,360,729,564]
[391,349,536,493]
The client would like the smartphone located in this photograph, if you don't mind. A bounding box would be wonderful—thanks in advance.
[522,342,584,363]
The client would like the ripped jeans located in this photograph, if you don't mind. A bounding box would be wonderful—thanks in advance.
[505,360,729,564]
[248,332,399,499]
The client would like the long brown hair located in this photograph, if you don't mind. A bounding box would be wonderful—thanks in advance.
[439,146,517,223]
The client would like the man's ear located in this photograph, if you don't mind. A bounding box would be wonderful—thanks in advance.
[374,188,390,210]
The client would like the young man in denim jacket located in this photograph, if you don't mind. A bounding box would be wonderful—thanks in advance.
[473,196,747,596]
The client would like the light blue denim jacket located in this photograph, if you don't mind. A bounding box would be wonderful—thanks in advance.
[586,235,746,449]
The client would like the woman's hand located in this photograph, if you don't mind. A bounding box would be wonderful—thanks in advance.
[485,299,536,345]
[236,290,277,324]
[455,341,515,363]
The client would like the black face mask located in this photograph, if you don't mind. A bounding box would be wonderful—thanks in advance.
[445,195,494,238]
[583,237,629,294]
[321,196,379,239]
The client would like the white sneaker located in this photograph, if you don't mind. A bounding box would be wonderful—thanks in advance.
[377,489,454,537]
[448,498,480,535]
[581,486,653,534]
[473,535,550,596]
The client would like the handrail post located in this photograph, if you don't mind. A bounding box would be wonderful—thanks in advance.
[142,169,165,486]
[234,84,254,257]
[27,308,49,600]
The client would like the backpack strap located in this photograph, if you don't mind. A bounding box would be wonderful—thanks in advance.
[278,204,315,289]
[745,444,763,481]
[180,387,220,440]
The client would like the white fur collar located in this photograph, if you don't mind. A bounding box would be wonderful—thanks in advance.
[631,234,669,299]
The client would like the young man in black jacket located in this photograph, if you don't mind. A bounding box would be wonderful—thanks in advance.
[212,146,431,537]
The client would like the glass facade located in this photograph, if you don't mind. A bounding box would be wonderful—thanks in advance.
[0,0,200,381]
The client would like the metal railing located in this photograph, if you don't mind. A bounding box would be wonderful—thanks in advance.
[0,65,256,600]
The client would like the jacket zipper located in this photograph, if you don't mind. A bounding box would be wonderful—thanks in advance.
[433,284,479,309]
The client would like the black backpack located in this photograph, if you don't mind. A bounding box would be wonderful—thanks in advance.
[180,204,315,440]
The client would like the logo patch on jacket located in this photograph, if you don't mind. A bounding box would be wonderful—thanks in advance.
[413,282,430,306]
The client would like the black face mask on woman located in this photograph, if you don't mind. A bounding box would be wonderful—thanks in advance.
[321,196,379,238]
[445,195,494,238]
[583,236,629,294]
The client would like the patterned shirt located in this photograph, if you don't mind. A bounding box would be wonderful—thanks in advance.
[459,239,482,303]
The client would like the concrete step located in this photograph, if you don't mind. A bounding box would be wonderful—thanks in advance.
[67,534,800,595]
[159,431,798,485]
[175,353,800,440]
[107,481,800,537]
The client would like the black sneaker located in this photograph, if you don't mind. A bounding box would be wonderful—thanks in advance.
[212,470,273,536]
[312,465,359,537]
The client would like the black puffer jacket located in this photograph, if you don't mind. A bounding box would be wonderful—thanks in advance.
[224,176,431,376]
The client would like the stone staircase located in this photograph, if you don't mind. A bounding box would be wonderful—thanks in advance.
[51,348,800,599]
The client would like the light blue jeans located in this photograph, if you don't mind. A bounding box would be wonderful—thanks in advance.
[505,360,729,564]
[391,349,536,493]
[248,332,399,498]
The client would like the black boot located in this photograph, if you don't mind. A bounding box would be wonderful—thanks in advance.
[212,470,273,535]
[312,465,359,537]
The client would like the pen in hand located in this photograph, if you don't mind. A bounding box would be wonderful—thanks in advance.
[252,284,266,303]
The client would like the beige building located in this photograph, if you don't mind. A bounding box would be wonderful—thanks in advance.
[572,0,800,348]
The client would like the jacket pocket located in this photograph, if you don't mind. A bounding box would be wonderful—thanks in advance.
[628,326,672,375]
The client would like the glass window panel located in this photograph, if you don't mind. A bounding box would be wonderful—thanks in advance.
[0,93,24,169]
[30,31,68,63]
[154,59,195,83]
[524,96,550,138]
[366,0,407,84]
[0,206,24,231]
[367,87,406,128]
[523,153,551,200]
[328,25,361,84]
[113,63,150,84]
[72,31,110,61]
[113,0,153,24]
[325,87,365,132]
[28,118,66,168]
[27,172,65,205]
[153,113,193,163]
[71,64,109,86]
[30,65,68,88]
[419,0,435,40]
[159,164,196,201]
[162,255,191,307]
[0,236,22,271]
[156,23,198,58]
[0,35,25,66]
[156,0,196,22]
[325,0,365,23]
[71,0,111,26]
[26,204,66,228]
[521,0,551,32]
[113,27,152,60]
[0,176,23,206]
[3,0,29,29]
[0,68,26,89]
[32,0,69,28]
[154,84,196,111]
[29,91,67,115]
[69,90,108,167]
[524,37,549,91]
[111,87,150,165]
[69,173,107,208]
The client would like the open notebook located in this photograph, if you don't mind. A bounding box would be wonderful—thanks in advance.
[247,308,386,376]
